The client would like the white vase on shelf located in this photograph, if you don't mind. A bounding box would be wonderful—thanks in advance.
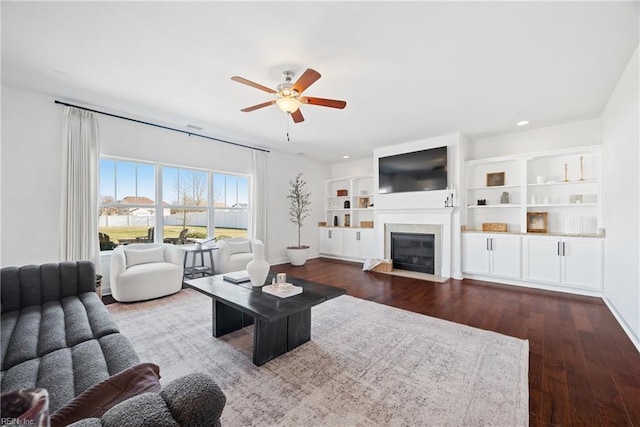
[247,242,270,287]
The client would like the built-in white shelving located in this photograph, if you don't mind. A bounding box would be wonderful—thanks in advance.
[464,145,601,235]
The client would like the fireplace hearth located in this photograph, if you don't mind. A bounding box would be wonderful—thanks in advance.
[390,232,435,274]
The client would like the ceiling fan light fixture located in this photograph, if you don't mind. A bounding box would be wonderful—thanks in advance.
[276,97,301,113]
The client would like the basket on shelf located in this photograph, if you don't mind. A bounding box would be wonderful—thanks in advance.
[482,223,508,232]
[360,221,374,228]
[336,189,348,197]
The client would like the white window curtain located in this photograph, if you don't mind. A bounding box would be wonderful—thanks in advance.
[251,150,267,243]
[59,107,100,270]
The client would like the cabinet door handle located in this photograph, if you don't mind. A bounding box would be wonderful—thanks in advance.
[328,230,332,239]
[562,242,567,257]
[491,238,494,251]
[487,238,491,251]
[557,241,561,256]
[356,232,360,241]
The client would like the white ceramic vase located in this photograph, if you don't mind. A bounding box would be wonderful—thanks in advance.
[247,242,269,287]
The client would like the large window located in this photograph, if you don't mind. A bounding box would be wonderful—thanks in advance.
[99,158,250,250]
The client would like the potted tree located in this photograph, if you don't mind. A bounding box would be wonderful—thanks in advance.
[286,173,311,266]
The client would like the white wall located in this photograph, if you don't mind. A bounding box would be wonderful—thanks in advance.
[467,118,602,160]
[265,151,330,265]
[1,86,330,281]
[331,158,373,178]
[601,46,640,350]
[1,87,63,266]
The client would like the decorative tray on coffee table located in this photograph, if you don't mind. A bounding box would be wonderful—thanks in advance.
[262,284,303,298]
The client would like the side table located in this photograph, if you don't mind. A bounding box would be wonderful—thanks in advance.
[183,247,217,279]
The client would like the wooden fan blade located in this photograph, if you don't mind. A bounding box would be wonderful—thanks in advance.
[231,76,277,94]
[241,100,275,112]
[301,96,347,109]
[293,69,321,94]
[291,109,305,123]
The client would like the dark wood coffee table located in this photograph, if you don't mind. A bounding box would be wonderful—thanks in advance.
[184,272,345,366]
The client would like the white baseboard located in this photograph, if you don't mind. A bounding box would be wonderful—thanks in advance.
[462,274,604,298]
[602,297,640,354]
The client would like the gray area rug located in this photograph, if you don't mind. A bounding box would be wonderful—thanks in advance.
[108,289,528,426]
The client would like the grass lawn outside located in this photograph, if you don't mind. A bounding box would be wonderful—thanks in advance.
[99,226,247,244]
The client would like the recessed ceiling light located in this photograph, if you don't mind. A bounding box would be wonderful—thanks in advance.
[516,120,530,126]
[343,155,350,159]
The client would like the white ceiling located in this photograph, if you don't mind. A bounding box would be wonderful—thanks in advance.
[2,1,638,163]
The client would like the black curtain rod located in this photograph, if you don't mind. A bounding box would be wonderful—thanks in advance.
[54,100,269,153]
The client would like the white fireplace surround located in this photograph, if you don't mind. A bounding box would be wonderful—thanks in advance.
[374,208,455,278]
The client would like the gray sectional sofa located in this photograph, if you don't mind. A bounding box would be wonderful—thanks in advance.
[1,261,225,426]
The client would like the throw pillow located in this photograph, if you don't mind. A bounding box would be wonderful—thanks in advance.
[225,240,251,255]
[124,246,165,268]
[49,363,161,427]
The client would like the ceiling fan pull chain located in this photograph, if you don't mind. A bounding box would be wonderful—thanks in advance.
[287,114,291,142]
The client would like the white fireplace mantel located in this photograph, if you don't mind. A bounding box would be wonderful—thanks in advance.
[374,207,457,278]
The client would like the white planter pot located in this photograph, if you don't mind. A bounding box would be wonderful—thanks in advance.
[286,247,309,266]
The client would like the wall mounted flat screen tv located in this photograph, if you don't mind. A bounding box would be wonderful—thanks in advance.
[378,146,448,194]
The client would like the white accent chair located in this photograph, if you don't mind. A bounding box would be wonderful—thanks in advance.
[213,238,263,274]
[110,243,184,302]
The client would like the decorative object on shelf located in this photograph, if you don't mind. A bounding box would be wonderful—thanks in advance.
[337,189,348,197]
[527,212,548,233]
[583,194,597,203]
[344,214,351,227]
[569,194,583,204]
[500,192,510,204]
[536,176,545,184]
[565,216,584,235]
[247,242,270,287]
[531,195,537,204]
[360,221,374,228]
[563,163,569,182]
[286,173,311,266]
[444,193,454,207]
[344,200,350,209]
[358,197,370,208]
[579,156,585,181]
[318,221,327,226]
[482,223,508,232]
[477,199,487,206]
[333,216,338,226]
[486,172,505,187]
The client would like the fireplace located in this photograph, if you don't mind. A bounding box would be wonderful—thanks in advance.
[390,232,435,274]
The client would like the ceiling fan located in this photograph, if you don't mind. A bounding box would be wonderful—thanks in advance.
[231,68,346,123]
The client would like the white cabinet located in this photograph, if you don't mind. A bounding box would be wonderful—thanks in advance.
[319,228,344,256]
[523,235,603,290]
[462,233,521,279]
[319,227,372,260]
[343,229,373,260]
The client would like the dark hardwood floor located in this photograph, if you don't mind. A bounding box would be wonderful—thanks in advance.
[104,257,640,426]
[275,258,640,427]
